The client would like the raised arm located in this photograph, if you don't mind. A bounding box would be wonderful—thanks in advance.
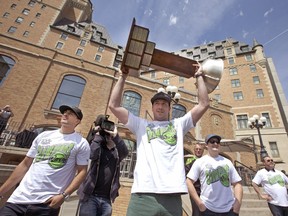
[189,64,210,124]
[109,70,129,124]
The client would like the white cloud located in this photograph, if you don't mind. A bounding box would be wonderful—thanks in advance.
[169,14,178,26]
[264,8,273,17]
[144,9,153,16]
[242,30,249,38]
[184,0,189,4]
[239,10,244,16]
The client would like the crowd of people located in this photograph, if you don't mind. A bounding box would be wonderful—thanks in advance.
[0,64,287,216]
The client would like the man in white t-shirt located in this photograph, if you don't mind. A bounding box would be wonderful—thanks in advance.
[108,65,209,216]
[0,105,90,216]
[186,134,243,216]
[252,156,288,216]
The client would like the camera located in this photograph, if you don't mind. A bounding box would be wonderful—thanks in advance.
[94,115,115,132]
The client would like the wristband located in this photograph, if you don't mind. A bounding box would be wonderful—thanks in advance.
[61,192,70,201]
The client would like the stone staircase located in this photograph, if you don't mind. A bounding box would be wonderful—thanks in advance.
[182,186,272,216]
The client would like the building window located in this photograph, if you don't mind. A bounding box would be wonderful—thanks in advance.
[250,64,256,72]
[23,31,29,37]
[163,78,169,85]
[80,39,87,46]
[216,45,222,50]
[76,48,83,56]
[262,113,272,128]
[3,12,10,18]
[193,55,200,61]
[15,17,24,24]
[208,52,216,58]
[84,31,90,37]
[95,54,101,62]
[41,5,46,10]
[231,79,240,87]
[179,76,184,83]
[100,38,107,44]
[35,13,41,18]
[29,21,35,27]
[0,55,15,86]
[28,0,36,7]
[214,94,221,102]
[52,75,86,109]
[256,89,264,98]
[228,57,235,64]
[96,31,102,37]
[229,67,238,75]
[122,91,141,117]
[245,54,253,61]
[151,71,156,78]
[113,60,120,68]
[233,91,243,100]
[241,46,249,52]
[187,51,193,56]
[226,48,232,55]
[269,142,280,157]
[237,114,248,129]
[253,76,260,84]
[22,9,30,15]
[11,4,17,9]
[60,32,68,40]
[172,104,186,119]
[201,48,207,54]
[67,26,75,32]
[98,46,104,52]
[8,26,17,33]
[55,42,64,49]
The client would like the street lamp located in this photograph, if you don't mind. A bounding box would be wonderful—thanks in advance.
[157,86,181,103]
[247,114,268,160]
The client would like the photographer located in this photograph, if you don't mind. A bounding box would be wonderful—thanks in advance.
[77,115,128,216]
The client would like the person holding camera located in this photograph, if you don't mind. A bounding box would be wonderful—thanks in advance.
[108,64,210,216]
[77,114,129,216]
[0,105,14,138]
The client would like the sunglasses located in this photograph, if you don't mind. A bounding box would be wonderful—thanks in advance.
[209,140,220,144]
[266,159,274,163]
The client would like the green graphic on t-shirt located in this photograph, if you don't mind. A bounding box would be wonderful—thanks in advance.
[206,164,230,187]
[35,143,74,169]
[146,122,177,145]
[268,174,285,187]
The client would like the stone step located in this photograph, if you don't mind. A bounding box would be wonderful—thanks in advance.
[240,207,272,216]
[241,199,269,208]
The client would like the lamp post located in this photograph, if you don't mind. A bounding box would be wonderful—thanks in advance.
[247,114,268,161]
[157,85,181,103]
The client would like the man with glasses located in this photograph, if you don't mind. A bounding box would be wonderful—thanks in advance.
[186,134,243,216]
[252,156,288,216]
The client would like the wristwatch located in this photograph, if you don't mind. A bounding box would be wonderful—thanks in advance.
[61,192,70,201]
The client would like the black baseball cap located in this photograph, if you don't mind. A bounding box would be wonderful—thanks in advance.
[205,134,221,144]
[150,92,171,104]
[59,105,83,120]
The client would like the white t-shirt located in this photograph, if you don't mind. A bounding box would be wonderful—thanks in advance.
[8,129,90,204]
[252,168,288,207]
[126,112,193,194]
[187,155,242,213]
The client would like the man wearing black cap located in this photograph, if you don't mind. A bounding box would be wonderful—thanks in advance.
[0,105,90,216]
[109,64,209,216]
[186,134,243,216]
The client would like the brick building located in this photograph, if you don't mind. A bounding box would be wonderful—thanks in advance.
[0,0,287,215]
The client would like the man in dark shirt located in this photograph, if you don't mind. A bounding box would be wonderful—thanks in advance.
[185,143,205,216]
[77,115,128,216]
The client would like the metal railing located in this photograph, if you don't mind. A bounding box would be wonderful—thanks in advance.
[234,160,257,186]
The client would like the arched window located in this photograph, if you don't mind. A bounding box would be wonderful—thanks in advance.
[122,91,141,116]
[0,55,15,86]
[172,104,186,119]
[52,75,86,109]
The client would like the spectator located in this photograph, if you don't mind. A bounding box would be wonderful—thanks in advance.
[185,143,205,216]
[0,105,14,137]
[15,126,37,148]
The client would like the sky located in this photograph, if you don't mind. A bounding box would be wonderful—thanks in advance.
[91,0,288,100]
